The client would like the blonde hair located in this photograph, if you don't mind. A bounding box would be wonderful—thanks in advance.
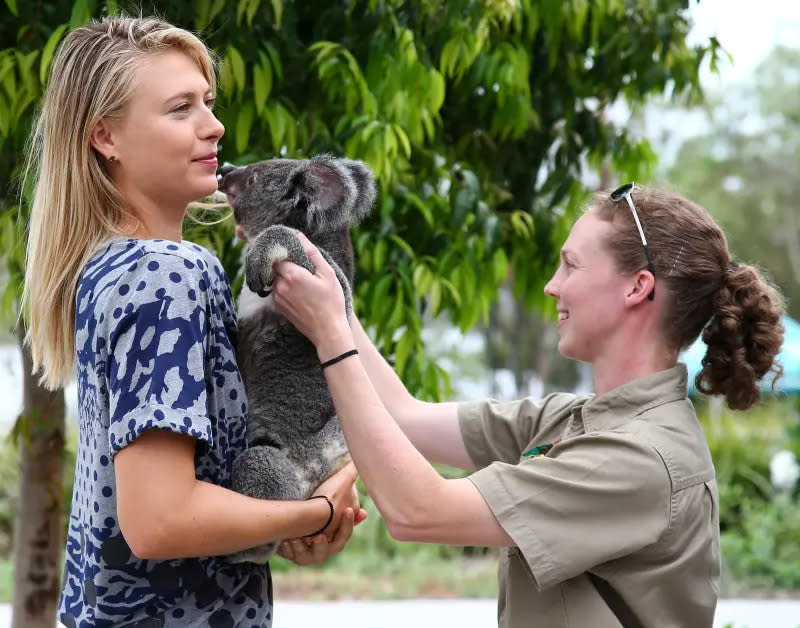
[22,16,216,389]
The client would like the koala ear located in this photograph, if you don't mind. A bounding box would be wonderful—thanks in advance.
[288,161,345,214]
[287,156,376,232]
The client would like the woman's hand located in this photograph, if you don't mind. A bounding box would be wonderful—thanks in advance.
[272,232,352,354]
[279,461,367,566]
[277,507,368,566]
[310,461,361,539]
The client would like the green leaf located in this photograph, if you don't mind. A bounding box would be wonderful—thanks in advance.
[264,43,283,82]
[227,46,246,95]
[369,274,393,323]
[40,24,69,85]
[492,248,508,283]
[235,102,255,153]
[252,62,272,114]
[4,0,17,16]
[393,331,415,376]
[428,279,441,315]
[208,0,227,25]
[236,0,250,25]
[270,0,284,29]
[246,0,262,26]
[372,238,387,273]
[69,0,91,28]
[0,91,9,137]
[392,124,411,158]
[387,289,405,329]
[195,0,211,30]
[388,234,414,259]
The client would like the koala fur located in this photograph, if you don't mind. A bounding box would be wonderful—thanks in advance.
[218,155,376,563]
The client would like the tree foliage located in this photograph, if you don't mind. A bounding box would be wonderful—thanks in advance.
[664,45,800,320]
[1,0,721,398]
[0,1,719,624]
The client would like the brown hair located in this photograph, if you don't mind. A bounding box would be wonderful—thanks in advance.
[591,186,784,410]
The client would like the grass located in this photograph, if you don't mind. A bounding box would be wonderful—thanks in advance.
[0,559,11,603]
[271,552,498,601]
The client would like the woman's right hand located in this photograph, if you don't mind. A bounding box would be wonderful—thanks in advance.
[311,461,360,539]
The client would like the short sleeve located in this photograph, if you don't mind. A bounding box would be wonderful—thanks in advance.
[457,394,584,467]
[468,433,671,590]
[104,252,213,455]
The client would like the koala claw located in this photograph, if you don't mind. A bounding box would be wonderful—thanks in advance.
[257,282,272,298]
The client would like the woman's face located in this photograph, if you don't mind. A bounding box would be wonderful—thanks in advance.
[107,50,224,213]
[544,212,633,363]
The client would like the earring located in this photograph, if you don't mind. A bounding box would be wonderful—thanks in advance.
[108,155,117,163]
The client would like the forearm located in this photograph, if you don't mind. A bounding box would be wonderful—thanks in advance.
[350,318,475,469]
[126,482,330,560]
[315,337,451,537]
[350,316,415,419]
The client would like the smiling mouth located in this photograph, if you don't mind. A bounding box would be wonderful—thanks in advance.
[558,312,569,321]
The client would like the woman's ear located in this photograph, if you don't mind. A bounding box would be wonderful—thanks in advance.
[89,118,116,161]
[625,270,656,306]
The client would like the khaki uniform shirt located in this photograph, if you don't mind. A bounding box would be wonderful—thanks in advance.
[458,365,720,628]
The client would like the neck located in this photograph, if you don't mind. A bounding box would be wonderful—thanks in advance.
[115,179,186,242]
[591,323,677,396]
[122,200,185,242]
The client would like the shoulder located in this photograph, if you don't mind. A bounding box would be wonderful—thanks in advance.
[632,399,715,485]
[87,238,221,293]
[460,392,587,419]
[78,239,224,326]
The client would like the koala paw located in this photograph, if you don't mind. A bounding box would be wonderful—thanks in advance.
[245,246,286,297]
[245,226,310,298]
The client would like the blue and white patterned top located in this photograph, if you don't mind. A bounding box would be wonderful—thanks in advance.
[59,238,272,628]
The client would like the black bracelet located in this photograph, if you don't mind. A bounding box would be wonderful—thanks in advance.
[320,348,359,370]
[304,495,334,537]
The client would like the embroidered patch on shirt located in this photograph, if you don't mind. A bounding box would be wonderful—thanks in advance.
[522,441,560,459]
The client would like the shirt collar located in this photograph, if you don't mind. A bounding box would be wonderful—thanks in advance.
[573,364,689,434]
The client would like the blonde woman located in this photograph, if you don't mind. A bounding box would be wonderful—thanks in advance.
[23,16,363,627]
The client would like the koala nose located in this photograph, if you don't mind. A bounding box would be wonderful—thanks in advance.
[216,162,239,190]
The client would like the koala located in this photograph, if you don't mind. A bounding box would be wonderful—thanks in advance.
[217,155,376,563]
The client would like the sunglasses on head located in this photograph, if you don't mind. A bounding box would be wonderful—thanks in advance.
[610,182,655,301]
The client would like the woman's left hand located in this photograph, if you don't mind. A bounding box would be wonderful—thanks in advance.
[277,506,368,566]
[272,232,352,351]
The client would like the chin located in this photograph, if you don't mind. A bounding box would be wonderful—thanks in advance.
[557,338,585,362]
[190,179,220,201]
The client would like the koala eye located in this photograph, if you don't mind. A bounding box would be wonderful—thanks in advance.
[247,173,257,187]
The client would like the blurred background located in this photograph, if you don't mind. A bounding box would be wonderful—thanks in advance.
[0,1,798,626]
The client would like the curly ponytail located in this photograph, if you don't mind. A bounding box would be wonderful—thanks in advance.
[695,263,784,410]
[592,186,785,410]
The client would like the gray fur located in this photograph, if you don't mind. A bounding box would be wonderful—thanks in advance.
[218,154,376,563]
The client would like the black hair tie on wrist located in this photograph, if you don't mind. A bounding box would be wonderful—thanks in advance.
[304,495,334,537]
[320,349,358,369]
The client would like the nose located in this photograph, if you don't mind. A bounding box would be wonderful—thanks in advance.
[202,109,225,143]
[544,272,559,299]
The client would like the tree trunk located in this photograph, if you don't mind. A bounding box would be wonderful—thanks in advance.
[11,320,65,628]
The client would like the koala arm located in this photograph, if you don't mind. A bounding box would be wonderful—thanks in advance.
[113,428,334,560]
[273,241,512,547]
[350,316,475,471]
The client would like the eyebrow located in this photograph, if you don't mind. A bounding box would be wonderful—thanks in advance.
[165,89,214,104]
